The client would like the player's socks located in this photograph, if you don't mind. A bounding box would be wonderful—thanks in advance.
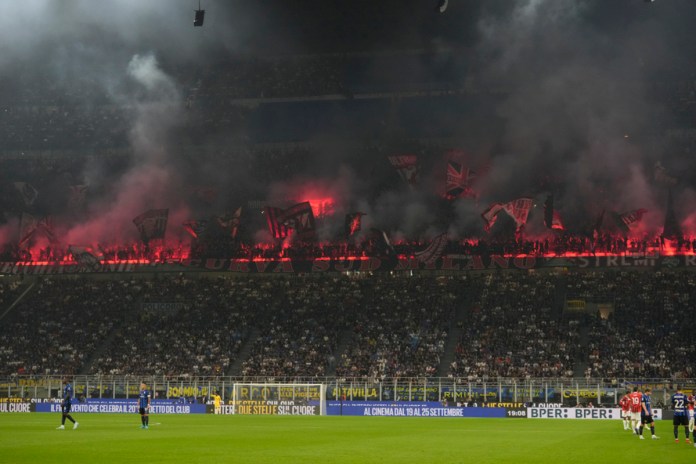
[66,414,75,424]
[145,416,149,426]
[639,426,644,436]
[650,426,655,436]
[674,426,679,439]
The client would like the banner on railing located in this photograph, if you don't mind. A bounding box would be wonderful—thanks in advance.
[1,253,694,275]
[326,401,506,418]
[527,407,663,420]
[33,399,206,414]
[0,398,33,413]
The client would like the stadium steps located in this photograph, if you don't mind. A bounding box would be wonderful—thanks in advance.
[436,292,472,377]
[325,329,354,377]
[572,322,591,378]
[227,327,261,376]
[0,281,35,323]
[436,322,463,377]
[79,322,123,374]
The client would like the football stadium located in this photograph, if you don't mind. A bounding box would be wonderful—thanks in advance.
[1,1,696,463]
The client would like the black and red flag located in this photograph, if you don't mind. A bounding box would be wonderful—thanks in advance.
[543,195,564,231]
[216,207,242,239]
[133,209,169,244]
[612,209,647,235]
[265,202,316,240]
[443,150,480,200]
[280,202,316,240]
[344,212,366,237]
[388,155,419,190]
[182,219,209,239]
[18,213,57,246]
[415,233,448,265]
[481,203,504,231]
[264,206,289,239]
[501,198,534,232]
[662,190,682,240]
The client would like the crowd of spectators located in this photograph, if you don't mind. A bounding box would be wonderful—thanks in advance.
[91,276,250,377]
[0,270,695,382]
[335,275,467,379]
[450,272,579,380]
[0,278,139,376]
[580,271,695,380]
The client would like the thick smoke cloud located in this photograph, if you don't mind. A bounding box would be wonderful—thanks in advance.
[3,0,696,248]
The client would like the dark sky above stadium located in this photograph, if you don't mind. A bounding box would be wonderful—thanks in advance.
[4,0,695,59]
[3,0,696,243]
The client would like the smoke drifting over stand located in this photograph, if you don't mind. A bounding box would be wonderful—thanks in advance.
[1,0,696,251]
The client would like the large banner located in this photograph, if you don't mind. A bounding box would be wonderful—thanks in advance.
[0,398,33,413]
[326,401,506,418]
[527,407,662,420]
[1,253,695,275]
[232,399,321,416]
[34,399,206,414]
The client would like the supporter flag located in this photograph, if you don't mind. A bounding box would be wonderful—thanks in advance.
[550,212,564,231]
[18,214,56,246]
[543,195,564,231]
[662,189,682,240]
[415,233,448,265]
[133,209,169,244]
[613,208,647,234]
[264,206,289,239]
[388,155,419,189]
[481,203,504,231]
[13,182,38,206]
[216,207,242,239]
[592,209,605,239]
[182,219,209,239]
[654,161,677,186]
[279,202,316,240]
[67,185,88,212]
[68,245,102,269]
[445,159,476,200]
[37,216,57,244]
[18,213,38,247]
[501,197,534,231]
[344,212,365,237]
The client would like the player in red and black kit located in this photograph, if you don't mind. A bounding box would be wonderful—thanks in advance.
[619,390,631,431]
[628,387,643,435]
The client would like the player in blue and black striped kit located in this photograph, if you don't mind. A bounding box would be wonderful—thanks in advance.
[671,386,690,443]
[57,378,78,430]
[638,387,658,439]
[138,382,151,429]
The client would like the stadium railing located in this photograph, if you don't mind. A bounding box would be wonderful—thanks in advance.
[1,375,692,408]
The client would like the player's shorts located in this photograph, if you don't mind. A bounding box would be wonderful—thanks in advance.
[61,402,71,414]
[673,415,688,426]
[630,411,641,422]
[622,410,630,418]
[641,414,653,424]
[139,407,149,415]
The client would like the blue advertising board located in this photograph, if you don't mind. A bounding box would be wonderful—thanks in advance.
[327,401,506,418]
[34,398,207,414]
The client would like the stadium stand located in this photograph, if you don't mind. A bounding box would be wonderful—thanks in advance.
[0,270,693,383]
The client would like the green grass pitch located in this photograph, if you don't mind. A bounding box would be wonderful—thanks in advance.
[0,414,694,464]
